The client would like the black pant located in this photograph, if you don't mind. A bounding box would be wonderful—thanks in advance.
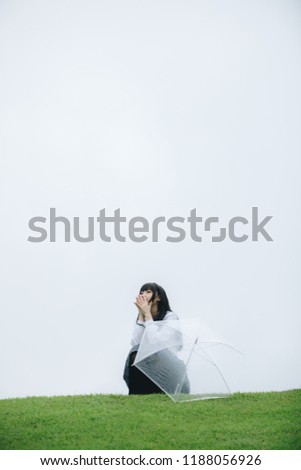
[128,351,164,395]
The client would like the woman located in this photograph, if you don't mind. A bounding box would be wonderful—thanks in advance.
[123,282,189,395]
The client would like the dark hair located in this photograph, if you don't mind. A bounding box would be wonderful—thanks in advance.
[139,282,172,321]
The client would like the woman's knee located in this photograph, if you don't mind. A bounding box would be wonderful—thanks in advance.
[129,351,137,365]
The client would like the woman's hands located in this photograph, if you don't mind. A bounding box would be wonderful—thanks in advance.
[134,294,152,322]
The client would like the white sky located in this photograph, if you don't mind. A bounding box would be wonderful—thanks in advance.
[0,0,300,399]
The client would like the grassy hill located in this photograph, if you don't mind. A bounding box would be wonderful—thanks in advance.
[0,390,300,449]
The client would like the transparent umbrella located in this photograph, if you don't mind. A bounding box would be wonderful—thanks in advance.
[133,318,241,402]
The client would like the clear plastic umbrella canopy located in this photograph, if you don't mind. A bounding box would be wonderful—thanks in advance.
[133,319,241,402]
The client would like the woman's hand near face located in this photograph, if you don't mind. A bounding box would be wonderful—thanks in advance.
[134,294,152,321]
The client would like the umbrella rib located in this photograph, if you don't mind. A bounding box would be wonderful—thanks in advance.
[196,346,232,395]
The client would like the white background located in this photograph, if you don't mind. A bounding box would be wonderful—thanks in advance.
[0,0,300,399]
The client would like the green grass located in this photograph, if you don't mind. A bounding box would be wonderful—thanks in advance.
[0,390,300,449]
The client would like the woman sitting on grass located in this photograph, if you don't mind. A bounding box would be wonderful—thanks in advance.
[123,282,190,395]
